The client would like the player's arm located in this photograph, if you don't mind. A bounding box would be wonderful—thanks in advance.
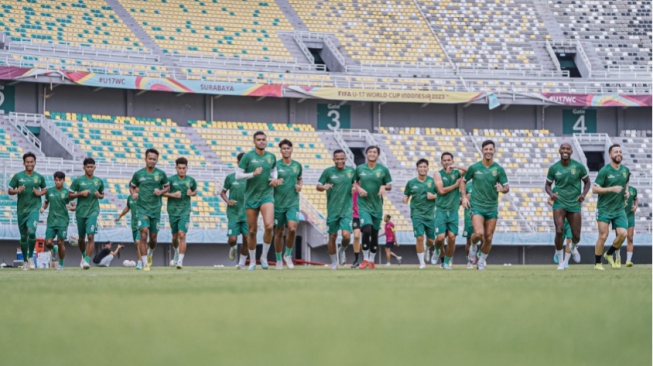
[7,176,23,195]
[156,182,170,196]
[632,196,638,213]
[453,165,468,174]
[269,167,283,187]
[316,178,332,192]
[496,167,510,193]
[434,171,459,195]
[40,200,49,214]
[578,175,591,202]
[163,191,182,198]
[544,180,556,200]
[235,167,256,180]
[67,201,76,212]
[295,177,303,192]
[592,184,621,194]
[115,205,130,222]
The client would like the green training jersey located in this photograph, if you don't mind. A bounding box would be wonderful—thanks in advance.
[318,166,355,219]
[223,173,247,222]
[463,161,508,211]
[404,176,437,220]
[464,183,473,222]
[45,187,71,227]
[594,164,630,213]
[130,167,169,216]
[275,159,303,210]
[126,195,139,229]
[70,175,104,217]
[166,174,197,217]
[238,150,277,204]
[354,163,392,214]
[435,169,461,211]
[625,186,637,213]
[9,171,47,216]
[546,159,588,211]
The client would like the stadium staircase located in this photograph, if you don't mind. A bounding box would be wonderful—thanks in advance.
[181,127,223,167]
[0,114,43,157]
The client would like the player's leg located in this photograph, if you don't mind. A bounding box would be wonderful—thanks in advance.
[246,208,260,270]
[133,229,142,270]
[625,224,635,266]
[56,236,66,269]
[444,231,456,269]
[237,230,249,269]
[351,219,361,268]
[176,231,187,269]
[24,212,39,269]
[477,217,497,270]
[284,216,298,269]
[145,216,159,267]
[258,203,274,269]
[327,232,338,269]
[604,218,627,269]
[465,237,474,268]
[552,209,567,268]
[339,228,351,266]
[138,215,151,270]
[170,217,180,265]
[594,221,610,270]
[564,212,581,266]
[415,233,426,268]
[227,234,238,260]
[273,224,285,269]
[368,215,381,269]
[470,212,485,264]
[360,223,373,269]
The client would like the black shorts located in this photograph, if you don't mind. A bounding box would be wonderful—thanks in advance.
[385,241,395,249]
[352,218,360,230]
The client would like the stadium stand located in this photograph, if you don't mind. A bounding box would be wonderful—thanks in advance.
[47,112,208,167]
[287,0,447,65]
[5,53,167,76]
[0,127,24,159]
[120,0,295,59]
[0,0,144,48]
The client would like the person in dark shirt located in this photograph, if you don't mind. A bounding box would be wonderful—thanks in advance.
[93,243,124,267]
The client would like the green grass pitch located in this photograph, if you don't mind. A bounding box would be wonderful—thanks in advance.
[1,265,650,366]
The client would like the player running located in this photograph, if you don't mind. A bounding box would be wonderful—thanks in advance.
[460,140,509,270]
[592,144,630,270]
[236,131,282,270]
[379,214,401,266]
[544,142,590,270]
[115,186,142,270]
[69,158,105,270]
[317,149,356,270]
[220,153,249,269]
[349,190,362,268]
[164,157,197,269]
[434,153,466,270]
[8,152,47,271]
[403,158,436,269]
[618,186,637,267]
[130,148,170,271]
[40,171,75,270]
[273,139,303,270]
[354,146,392,270]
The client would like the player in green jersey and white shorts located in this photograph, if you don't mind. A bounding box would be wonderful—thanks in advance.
[592,144,630,270]
[237,131,283,270]
[403,158,437,269]
[317,149,355,270]
[130,148,170,271]
[116,187,142,269]
[69,157,105,270]
[545,142,591,270]
[164,157,197,269]
[41,171,76,270]
[8,152,48,271]
[461,140,509,270]
[273,139,303,270]
[220,153,250,269]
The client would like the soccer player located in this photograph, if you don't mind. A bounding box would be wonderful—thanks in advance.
[545,142,590,270]
[164,157,197,269]
[354,146,392,270]
[317,149,355,270]
[40,171,76,270]
[547,192,581,268]
[236,131,282,270]
[592,144,630,270]
[8,152,47,270]
[434,153,466,270]
[115,186,142,269]
[349,190,362,268]
[460,140,509,270]
[130,148,170,271]
[463,184,476,269]
[220,153,249,269]
[379,214,401,266]
[273,139,303,270]
[69,158,105,270]
[403,158,436,269]
[619,186,637,267]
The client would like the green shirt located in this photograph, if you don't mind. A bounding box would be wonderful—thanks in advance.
[238,150,277,204]
[546,159,588,212]
[435,169,461,211]
[625,186,637,213]
[594,164,630,214]
[166,174,198,217]
[274,159,303,210]
[70,175,104,217]
[318,166,355,219]
[9,171,47,216]
[126,196,139,229]
[130,168,169,217]
[404,176,437,220]
[354,163,392,214]
[463,161,508,211]
[45,187,71,227]
[223,173,246,222]
[464,184,473,223]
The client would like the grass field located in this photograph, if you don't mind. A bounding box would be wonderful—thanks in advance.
[1,264,650,366]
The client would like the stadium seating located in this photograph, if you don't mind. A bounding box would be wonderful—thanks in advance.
[119,0,294,59]
[549,0,652,67]
[417,0,550,68]
[616,130,652,173]
[0,0,143,48]
[47,112,208,167]
[8,53,167,76]
[0,128,24,159]
[288,0,447,65]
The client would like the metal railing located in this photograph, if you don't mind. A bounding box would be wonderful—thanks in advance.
[570,134,588,167]
[5,114,41,152]
[291,33,315,64]
[10,112,78,156]
[176,54,325,72]
[338,129,387,165]
[299,194,326,236]
[331,130,356,167]
[6,38,156,61]
[575,40,593,78]
[573,133,611,144]
[323,35,347,66]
